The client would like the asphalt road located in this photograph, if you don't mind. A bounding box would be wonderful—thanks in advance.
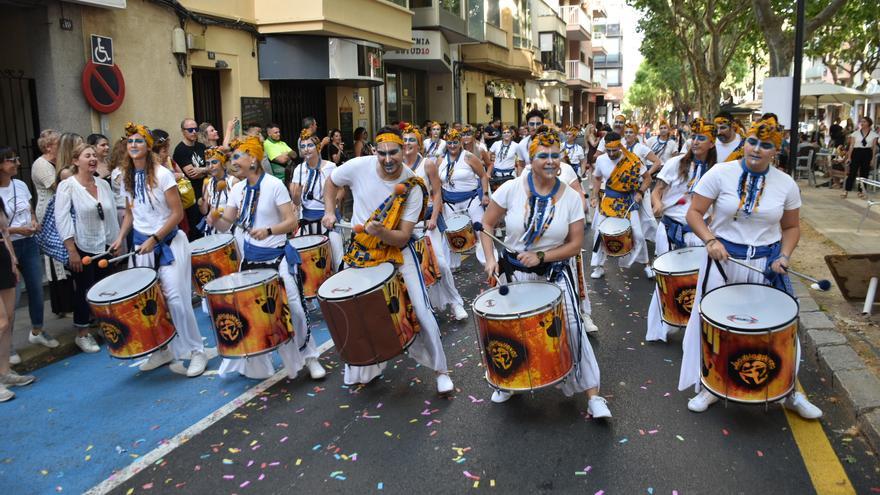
[110,246,880,494]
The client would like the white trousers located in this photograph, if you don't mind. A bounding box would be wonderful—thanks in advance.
[645,222,703,342]
[424,225,464,311]
[590,210,649,269]
[344,247,449,385]
[443,198,486,268]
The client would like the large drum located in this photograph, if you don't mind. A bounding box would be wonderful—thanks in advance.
[203,270,293,358]
[652,246,706,326]
[598,217,633,257]
[289,234,333,299]
[318,263,419,365]
[573,249,587,301]
[473,282,572,391]
[700,284,798,404]
[445,214,476,253]
[412,233,441,287]
[190,233,239,296]
[87,268,176,359]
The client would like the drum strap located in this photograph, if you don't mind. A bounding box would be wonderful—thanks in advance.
[660,216,693,250]
[441,187,480,208]
[702,239,793,296]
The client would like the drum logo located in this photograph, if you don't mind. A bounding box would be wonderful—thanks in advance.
[450,234,467,251]
[729,350,779,388]
[214,311,247,344]
[726,314,759,325]
[98,319,128,349]
[485,335,525,377]
[193,265,218,287]
[605,239,623,253]
[675,287,696,313]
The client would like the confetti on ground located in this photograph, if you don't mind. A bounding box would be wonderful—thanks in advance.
[463,471,481,481]
[722,429,730,436]
[618,438,628,444]
[675,435,685,442]
[756,450,764,457]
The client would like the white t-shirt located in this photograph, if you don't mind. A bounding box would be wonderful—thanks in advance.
[120,164,178,235]
[439,151,480,192]
[55,176,120,253]
[715,134,743,162]
[109,167,127,209]
[330,156,425,226]
[561,142,585,166]
[290,159,337,213]
[515,135,533,165]
[693,160,801,246]
[655,156,693,224]
[226,173,292,248]
[646,136,679,164]
[850,130,879,149]
[626,141,652,164]
[489,140,517,172]
[423,138,446,158]
[0,179,33,241]
[492,174,584,252]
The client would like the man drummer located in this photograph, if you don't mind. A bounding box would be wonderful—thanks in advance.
[488,126,517,188]
[645,118,681,165]
[322,126,454,395]
[207,136,327,381]
[713,111,745,163]
[514,109,546,174]
[589,132,652,280]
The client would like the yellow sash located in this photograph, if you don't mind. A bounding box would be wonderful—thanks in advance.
[600,148,642,218]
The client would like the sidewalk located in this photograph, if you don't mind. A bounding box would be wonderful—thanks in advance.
[9,300,84,372]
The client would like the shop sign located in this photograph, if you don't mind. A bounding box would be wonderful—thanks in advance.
[385,31,449,63]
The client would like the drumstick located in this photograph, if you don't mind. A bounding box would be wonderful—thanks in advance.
[81,250,112,266]
[472,223,518,253]
[724,257,832,291]
[211,180,227,219]
[98,251,138,268]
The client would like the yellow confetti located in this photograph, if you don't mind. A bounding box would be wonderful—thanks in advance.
[473,481,479,488]
[84,455,91,462]
[384,431,393,437]
[295,458,302,466]
[228,448,240,453]
[85,445,93,452]
[40,470,48,476]
[491,479,496,487]
[126,488,134,495]
[409,419,418,424]
[339,405,349,409]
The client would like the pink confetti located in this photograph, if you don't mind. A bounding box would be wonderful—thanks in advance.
[223,475,235,480]
[240,480,250,488]
[258,474,265,481]
[142,483,154,489]
[463,471,481,480]
[280,436,289,443]
[756,450,764,457]
[595,491,605,495]
[722,429,729,436]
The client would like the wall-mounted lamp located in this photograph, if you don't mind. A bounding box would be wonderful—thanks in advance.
[215,60,229,69]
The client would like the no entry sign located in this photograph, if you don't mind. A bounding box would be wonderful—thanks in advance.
[81,60,126,113]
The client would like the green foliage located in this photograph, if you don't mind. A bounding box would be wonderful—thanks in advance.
[805,0,880,89]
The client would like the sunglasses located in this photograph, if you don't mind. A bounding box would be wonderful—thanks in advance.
[300,142,316,150]
[96,202,105,221]
[403,137,419,143]
[447,140,460,146]
[461,131,474,137]
[693,135,709,143]
[527,121,542,127]
[745,137,776,150]
[376,149,400,157]
[4,156,20,163]
[533,152,561,160]
[127,138,145,144]
[183,127,198,133]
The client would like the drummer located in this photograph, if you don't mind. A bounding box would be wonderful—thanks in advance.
[198,147,236,235]
[677,116,822,419]
[423,121,446,159]
[713,111,745,162]
[645,118,682,165]
[646,118,716,343]
[321,126,454,395]
[110,123,210,377]
[439,128,490,268]
[589,132,651,279]
[208,136,327,381]
[488,126,517,189]
[290,129,344,270]
[561,126,587,177]
[401,123,469,321]
[479,128,610,417]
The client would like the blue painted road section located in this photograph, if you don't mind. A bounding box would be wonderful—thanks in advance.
[0,307,331,495]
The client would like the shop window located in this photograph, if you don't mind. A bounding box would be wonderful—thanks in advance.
[357,45,384,79]
[440,0,461,15]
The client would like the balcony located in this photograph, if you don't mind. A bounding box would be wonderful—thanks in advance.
[591,0,607,18]
[537,12,566,38]
[485,23,507,48]
[565,59,591,88]
[591,32,607,55]
[410,0,483,43]
[588,71,607,93]
[560,5,591,41]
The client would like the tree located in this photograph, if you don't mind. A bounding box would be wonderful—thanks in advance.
[751,0,848,77]
[805,1,880,89]
[624,62,672,122]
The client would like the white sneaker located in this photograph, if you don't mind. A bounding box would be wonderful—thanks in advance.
[588,396,612,418]
[75,335,100,353]
[436,373,454,394]
[186,351,208,377]
[582,314,599,333]
[590,267,605,279]
[491,389,513,403]
[139,347,173,372]
[783,391,823,419]
[687,389,719,412]
[452,304,468,321]
[306,358,327,380]
[0,370,36,387]
[0,384,13,402]
[644,266,655,279]
[29,332,59,348]
[9,353,21,365]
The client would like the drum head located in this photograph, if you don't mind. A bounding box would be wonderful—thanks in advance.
[203,269,276,293]
[653,246,707,274]
[87,267,156,303]
[190,233,234,253]
[473,281,562,318]
[701,284,798,332]
[289,234,328,250]
[599,217,630,235]
[318,263,394,300]
[445,214,470,231]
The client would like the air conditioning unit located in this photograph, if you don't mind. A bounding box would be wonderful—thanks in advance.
[186,33,206,51]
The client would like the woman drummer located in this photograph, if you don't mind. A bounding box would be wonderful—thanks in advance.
[110,123,209,377]
[400,123,469,321]
[208,136,326,381]
[645,118,716,342]
[439,128,490,268]
[678,116,822,419]
[479,129,611,418]
[198,147,236,235]
[290,129,344,270]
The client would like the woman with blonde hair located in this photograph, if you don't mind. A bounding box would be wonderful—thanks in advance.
[55,133,84,180]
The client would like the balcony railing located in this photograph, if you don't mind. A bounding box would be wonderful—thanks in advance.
[566,59,590,82]
[592,71,607,89]
[591,0,607,18]
[560,5,592,38]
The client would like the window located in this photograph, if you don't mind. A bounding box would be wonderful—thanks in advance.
[512,0,531,49]
[486,0,500,26]
[539,32,565,72]
[411,0,432,6]
[357,45,384,79]
[440,0,461,15]
[606,23,620,36]
[607,69,620,86]
[388,0,408,7]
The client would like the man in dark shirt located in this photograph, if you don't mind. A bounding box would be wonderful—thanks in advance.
[484,118,501,148]
[173,117,207,240]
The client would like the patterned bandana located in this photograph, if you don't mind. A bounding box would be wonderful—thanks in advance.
[528,130,561,159]
[124,122,154,148]
[205,146,227,164]
[748,117,783,149]
[690,118,716,141]
[231,136,264,162]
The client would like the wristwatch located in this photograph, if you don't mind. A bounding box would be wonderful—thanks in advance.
[266,227,273,235]
[536,251,545,263]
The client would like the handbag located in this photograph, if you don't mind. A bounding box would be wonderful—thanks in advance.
[34,196,71,265]
[177,176,196,209]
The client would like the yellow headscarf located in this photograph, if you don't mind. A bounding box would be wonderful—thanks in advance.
[299,129,322,152]
[400,122,422,150]
[658,118,669,128]
[124,122,153,148]
[748,116,783,149]
[528,128,561,159]
[376,132,404,146]
[205,146,227,164]
[623,122,639,135]
[230,136,264,162]
[690,118,716,140]
[713,115,733,127]
[444,128,461,142]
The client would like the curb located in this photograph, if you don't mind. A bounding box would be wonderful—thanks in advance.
[796,280,880,452]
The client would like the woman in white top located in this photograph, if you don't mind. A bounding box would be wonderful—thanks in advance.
[678,116,822,420]
[197,147,238,235]
[645,119,715,343]
[110,123,209,378]
[55,143,120,353]
[479,129,611,418]
[290,130,344,271]
[461,125,491,168]
[209,136,326,382]
[488,127,518,187]
[842,116,878,199]
[422,122,446,159]
[439,128,490,268]
[31,129,60,223]
[401,123,468,320]
[561,126,586,177]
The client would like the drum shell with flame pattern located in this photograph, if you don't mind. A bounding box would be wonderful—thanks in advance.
[444,214,477,253]
[473,282,573,392]
[190,234,240,296]
[204,271,293,358]
[290,235,333,299]
[88,272,176,359]
[598,218,634,257]
[655,271,699,327]
[413,234,442,288]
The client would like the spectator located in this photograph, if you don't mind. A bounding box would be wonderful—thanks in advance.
[484,119,501,148]
[55,143,120,353]
[842,116,878,199]
[585,123,600,166]
[172,118,207,240]
[829,121,845,148]
[353,127,373,157]
[263,123,294,182]
[299,117,330,150]
[517,125,529,141]
[197,122,220,148]
[321,128,346,164]
[31,130,60,224]
[87,134,112,179]
[108,137,129,253]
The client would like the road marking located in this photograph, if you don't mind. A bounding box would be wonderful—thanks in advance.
[84,339,335,495]
[785,383,855,495]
